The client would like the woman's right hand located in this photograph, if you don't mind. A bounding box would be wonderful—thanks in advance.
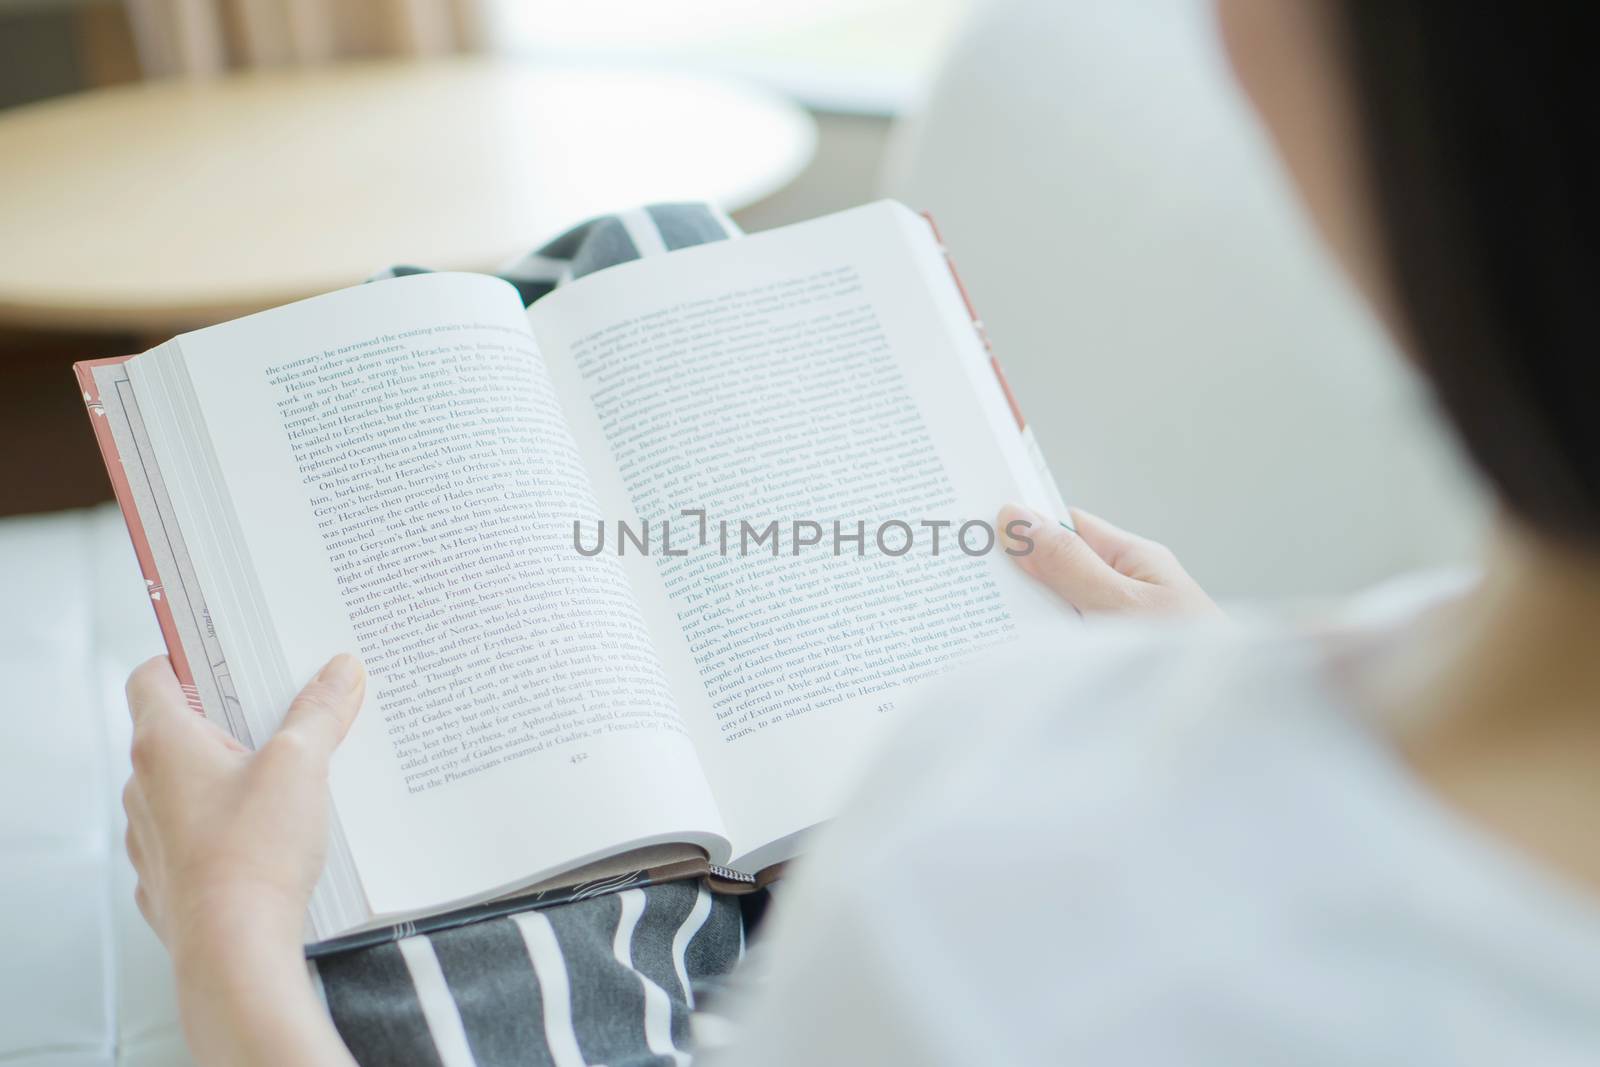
[998,505,1219,618]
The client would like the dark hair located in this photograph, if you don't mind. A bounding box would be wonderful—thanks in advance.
[1335,6,1599,545]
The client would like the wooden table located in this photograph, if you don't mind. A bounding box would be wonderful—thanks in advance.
[0,58,816,333]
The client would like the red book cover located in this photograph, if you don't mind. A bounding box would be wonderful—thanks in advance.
[74,355,202,710]
[922,211,1028,433]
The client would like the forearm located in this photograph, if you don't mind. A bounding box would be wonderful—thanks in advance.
[173,916,354,1067]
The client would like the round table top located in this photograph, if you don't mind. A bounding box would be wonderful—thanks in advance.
[0,58,816,333]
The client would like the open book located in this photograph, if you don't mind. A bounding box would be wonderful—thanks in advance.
[77,200,1066,949]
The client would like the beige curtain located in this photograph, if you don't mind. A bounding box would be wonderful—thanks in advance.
[125,0,486,78]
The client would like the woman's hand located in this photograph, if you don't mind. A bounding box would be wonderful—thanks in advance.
[123,653,364,1067]
[999,504,1219,617]
[124,652,364,953]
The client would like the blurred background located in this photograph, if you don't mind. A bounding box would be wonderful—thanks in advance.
[0,2,1492,1063]
[0,0,1487,599]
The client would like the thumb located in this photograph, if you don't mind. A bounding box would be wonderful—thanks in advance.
[266,654,366,768]
[998,505,1138,612]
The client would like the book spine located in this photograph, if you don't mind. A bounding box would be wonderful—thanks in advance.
[74,358,203,713]
[706,864,758,887]
[921,212,1070,515]
[922,211,1025,431]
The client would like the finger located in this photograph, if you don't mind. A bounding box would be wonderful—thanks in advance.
[189,710,250,753]
[134,882,154,928]
[1068,508,1177,582]
[127,657,246,766]
[998,505,1137,612]
[120,776,145,821]
[122,778,153,871]
[1066,508,1139,562]
[125,821,143,869]
[266,654,366,768]
[125,656,186,728]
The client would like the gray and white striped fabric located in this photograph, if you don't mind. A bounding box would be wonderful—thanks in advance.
[322,203,758,1066]
[314,882,750,1067]
[371,202,744,303]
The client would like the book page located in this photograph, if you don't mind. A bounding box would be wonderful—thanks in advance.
[129,273,726,926]
[530,202,1063,868]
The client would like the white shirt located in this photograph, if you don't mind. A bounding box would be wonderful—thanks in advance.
[716,591,1600,1064]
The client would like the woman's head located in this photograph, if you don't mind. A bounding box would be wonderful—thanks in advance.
[1217,1,1599,547]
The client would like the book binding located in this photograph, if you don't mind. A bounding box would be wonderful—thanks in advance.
[921,212,1070,515]
[74,355,204,713]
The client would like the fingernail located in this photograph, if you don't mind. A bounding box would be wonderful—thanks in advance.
[318,653,365,694]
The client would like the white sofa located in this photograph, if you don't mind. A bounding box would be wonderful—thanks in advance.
[884,0,1487,598]
[0,506,193,1066]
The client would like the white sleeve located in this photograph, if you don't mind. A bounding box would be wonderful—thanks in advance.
[701,621,1201,1065]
